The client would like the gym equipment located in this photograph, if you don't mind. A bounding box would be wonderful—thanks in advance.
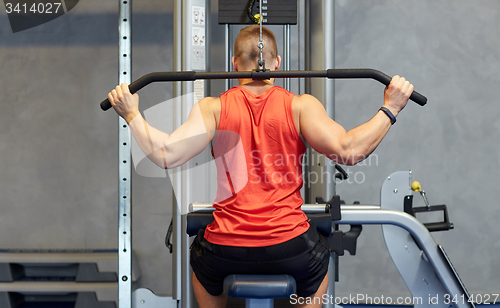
[104,1,451,308]
[116,0,132,307]
[105,25,431,308]
[409,181,454,232]
[220,0,298,25]
[99,69,427,111]
[0,249,123,308]
[223,274,296,308]
[186,196,346,308]
[186,171,475,308]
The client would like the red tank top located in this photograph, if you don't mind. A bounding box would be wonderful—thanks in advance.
[204,86,309,247]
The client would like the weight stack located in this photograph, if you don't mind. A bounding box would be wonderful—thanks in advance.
[0,249,127,308]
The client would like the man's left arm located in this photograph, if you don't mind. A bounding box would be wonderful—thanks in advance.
[108,83,216,168]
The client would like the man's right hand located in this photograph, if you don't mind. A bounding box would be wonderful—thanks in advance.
[383,75,414,117]
[108,83,141,124]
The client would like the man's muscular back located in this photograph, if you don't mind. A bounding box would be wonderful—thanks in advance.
[198,76,412,167]
[198,85,346,164]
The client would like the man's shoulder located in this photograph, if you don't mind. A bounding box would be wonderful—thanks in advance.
[198,96,221,106]
[293,93,316,101]
[292,93,321,109]
[197,96,221,114]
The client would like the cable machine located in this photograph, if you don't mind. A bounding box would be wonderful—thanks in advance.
[105,1,473,308]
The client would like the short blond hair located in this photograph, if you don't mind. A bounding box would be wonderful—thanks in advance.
[234,25,278,70]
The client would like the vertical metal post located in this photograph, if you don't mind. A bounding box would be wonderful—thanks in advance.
[180,1,209,307]
[225,24,231,90]
[298,0,306,95]
[205,0,211,96]
[283,24,290,90]
[172,0,182,301]
[118,0,132,307]
[306,0,336,203]
[180,2,194,306]
[306,0,336,307]
[298,0,306,199]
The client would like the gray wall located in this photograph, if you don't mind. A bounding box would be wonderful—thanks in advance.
[0,0,498,302]
[0,0,177,296]
[334,0,500,298]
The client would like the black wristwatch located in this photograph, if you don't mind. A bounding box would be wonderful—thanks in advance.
[379,107,396,125]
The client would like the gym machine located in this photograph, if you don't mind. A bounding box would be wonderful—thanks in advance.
[186,170,474,308]
[104,0,474,307]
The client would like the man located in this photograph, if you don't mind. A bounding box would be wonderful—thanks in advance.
[108,25,413,308]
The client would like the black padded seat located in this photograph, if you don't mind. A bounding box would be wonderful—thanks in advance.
[223,274,296,299]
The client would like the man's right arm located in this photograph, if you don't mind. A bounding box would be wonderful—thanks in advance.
[108,84,217,169]
[299,76,413,166]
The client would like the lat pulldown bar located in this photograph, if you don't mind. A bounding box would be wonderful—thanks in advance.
[100,69,428,111]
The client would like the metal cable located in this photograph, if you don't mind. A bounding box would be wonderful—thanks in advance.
[257,0,266,71]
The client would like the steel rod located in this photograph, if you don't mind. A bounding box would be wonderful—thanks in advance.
[101,68,427,111]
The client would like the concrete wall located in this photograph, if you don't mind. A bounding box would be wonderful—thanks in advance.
[334,0,500,298]
[0,0,498,302]
[0,0,176,296]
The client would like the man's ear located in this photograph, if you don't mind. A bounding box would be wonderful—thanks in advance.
[232,57,238,72]
[274,55,281,71]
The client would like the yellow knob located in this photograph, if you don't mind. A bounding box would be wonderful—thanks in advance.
[253,14,262,23]
[411,181,421,192]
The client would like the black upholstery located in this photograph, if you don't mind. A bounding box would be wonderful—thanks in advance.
[223,274,296,299]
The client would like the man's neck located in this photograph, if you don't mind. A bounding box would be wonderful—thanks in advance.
[238,79,274,96]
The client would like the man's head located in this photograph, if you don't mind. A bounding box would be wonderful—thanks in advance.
[233,25,280,72]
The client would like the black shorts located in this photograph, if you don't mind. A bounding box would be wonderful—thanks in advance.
[190,222,330,297]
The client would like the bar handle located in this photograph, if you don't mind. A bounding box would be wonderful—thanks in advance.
[100,71,197,111]
[327,69,427,106]
[100,69,427,111]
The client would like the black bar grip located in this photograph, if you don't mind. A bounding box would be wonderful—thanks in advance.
[408,90,427,106]
[100,98,112,111]
[101,69,427,110]
[100,71,197,111]
[326,69,427,106]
